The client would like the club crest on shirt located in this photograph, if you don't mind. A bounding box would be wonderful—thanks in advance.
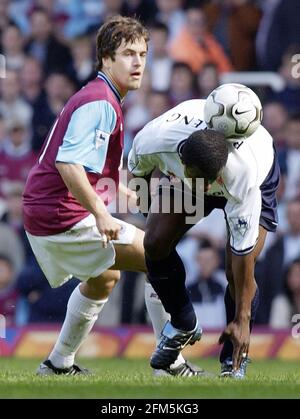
[95,129,110,149]
[229,215,251,237]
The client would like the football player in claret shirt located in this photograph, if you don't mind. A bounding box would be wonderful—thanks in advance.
[23,16,152,376]
[24,15,203,378]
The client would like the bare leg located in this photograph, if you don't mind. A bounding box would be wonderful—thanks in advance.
[49,269,120,369]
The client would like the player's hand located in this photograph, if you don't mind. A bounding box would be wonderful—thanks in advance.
[218,320,250,370]
[95,213,121,247]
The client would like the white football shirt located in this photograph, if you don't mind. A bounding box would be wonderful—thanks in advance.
[128,99,275,255]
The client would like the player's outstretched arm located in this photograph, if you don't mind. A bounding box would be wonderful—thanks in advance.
[56,162,121,244]
[219,252,256,371]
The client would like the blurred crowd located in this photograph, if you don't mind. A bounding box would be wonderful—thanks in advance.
[0,0,300,331]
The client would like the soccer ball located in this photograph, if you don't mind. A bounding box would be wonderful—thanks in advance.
[204,83,263,141]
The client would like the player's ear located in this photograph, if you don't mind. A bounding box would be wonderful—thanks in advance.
[102,56,112,71]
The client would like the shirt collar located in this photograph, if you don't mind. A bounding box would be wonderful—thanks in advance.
[97,71,122,103]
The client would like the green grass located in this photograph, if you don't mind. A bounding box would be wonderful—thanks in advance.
[0,358,299,399]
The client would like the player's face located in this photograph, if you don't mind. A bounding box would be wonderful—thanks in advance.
[102,38,147,97]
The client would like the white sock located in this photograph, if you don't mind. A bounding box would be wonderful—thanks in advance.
[144,282,185,369]
[49,284,107,369]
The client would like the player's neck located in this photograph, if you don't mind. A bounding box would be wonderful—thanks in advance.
[101,70,127,99]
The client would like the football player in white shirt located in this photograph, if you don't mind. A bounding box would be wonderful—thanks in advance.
[128,99,280,378]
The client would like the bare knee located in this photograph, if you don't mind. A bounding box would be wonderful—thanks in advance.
[144,233,172,260]
[81,270,121,300]
[102,270,120,294]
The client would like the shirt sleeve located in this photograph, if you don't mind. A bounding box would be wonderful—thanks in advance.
[128,140,157,177]
[56,100,117,173]
[225,186,262,255]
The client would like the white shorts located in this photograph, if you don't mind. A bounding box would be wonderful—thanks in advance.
[26,214,136,288]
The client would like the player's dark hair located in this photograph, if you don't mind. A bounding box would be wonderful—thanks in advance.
[96,15,149,71]
[180,129,228,181]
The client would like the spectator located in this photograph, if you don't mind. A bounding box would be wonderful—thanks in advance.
[255,0,281,71]
[258,198,300,323]
[25,7,72,75]
[17,258,79,323]
[1,24,26,72]
[267,46,300,114]
[0,0,17,50]
[1,181,33,262]
[196,63,219,98]
[20,56,45,106]
[121,0,158,26]
[169,6,232,74]
[0,70,33,128]
[28,0,70,40]
[262,101,288,212]
[0,112,5,148]
[31,72,76,151]
[148,21,173,92]
[0,119,36,199]
[0,254,19,326]
[101,0,125,20]
[262,101,288,151]
[256,0,300,71]
[0,222,24,276]
[278,114,300,201]
[68,34,95,88]
[188,242,226,329]
[61,0,92,39]
[146,90,170,120]
[125,89,170,155]
[85,0,125,34]
[169,62,197,106]
[203,0,261,70]
[155,0,185,40]
[270,258,300,328]
[121,271,147,325]
[124,69,152,142]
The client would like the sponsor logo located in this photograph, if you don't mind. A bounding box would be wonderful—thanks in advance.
[229,216,251,237]
[234,109,252,115]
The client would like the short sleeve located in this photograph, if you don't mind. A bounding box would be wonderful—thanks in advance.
[128,141,156,177]
[56,100,117,173]
[225,186,262,255]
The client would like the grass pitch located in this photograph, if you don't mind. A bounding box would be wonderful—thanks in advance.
[0,358,299,399]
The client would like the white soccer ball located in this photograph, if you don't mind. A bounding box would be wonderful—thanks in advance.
[204,83,263,141]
